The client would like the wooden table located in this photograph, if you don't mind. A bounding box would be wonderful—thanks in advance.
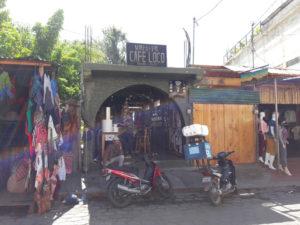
[101,132,119,159]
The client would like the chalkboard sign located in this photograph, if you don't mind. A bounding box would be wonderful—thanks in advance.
[126,42,167,67]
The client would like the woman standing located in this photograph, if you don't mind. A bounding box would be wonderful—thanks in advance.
[278,120,292,176]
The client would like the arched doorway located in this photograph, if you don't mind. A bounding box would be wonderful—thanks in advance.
[95,84,185,160]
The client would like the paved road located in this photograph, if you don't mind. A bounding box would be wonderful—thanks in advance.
[1,187,300,225]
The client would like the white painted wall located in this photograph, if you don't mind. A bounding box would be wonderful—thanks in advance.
[226,0,300,69]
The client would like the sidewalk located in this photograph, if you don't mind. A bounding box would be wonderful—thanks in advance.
[1,158,298,207]
[59,157,300,200]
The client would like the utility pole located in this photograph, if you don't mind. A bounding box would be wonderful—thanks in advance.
[84,26,93,63]
[192,17,196,65]
[191,0,223,65]
[251,22,255,68]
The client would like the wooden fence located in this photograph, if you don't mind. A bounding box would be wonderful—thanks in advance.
[260,86,300,104]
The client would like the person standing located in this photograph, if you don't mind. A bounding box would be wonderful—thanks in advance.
[278,120,292,176]
[119,113,134,156]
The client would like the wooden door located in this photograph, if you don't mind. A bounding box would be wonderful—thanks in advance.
[193,104,256,164]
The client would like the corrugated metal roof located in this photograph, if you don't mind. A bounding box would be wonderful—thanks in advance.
[190,88,260,104]
[0,56,48,61]
[0,57,52,67]
[191,64,243,78]
[241,67,300,84]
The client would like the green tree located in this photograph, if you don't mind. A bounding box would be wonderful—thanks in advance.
[0,21,34,57]
[90,39,106,63]
[52,40,106,101]
[101,26,127,64]
[0,0,9,24]
[32,9,64,60]
[0,21,20,57]
[16,25,34,57]
[51,41,85,101]
[0,21,33,58]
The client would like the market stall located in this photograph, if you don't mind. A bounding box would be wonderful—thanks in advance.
[0,58,76,213]
[241,67,300,160]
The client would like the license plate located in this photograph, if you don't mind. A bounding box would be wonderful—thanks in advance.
[202,177,211,183]
[105,175,111,181]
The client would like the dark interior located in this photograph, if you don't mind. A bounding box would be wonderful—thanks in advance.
[96,85,184,159]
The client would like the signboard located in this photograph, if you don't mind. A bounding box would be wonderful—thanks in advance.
[126,42,167,67]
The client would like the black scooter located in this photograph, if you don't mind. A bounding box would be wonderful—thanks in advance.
[202,151,237,206]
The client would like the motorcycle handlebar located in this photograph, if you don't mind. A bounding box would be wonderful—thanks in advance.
[210,151,235,160]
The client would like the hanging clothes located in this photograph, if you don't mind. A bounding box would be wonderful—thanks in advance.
[58,157,66,181]
[63,152,73,174]
[43,74,54,106]
[44,88,54,112]
[31,73,43,108]
[51,79,58,98]
[292,126,300,140]
[26,99,34,133]
[258,119,268,158]
[33,122,48,147]
[0,71,13,101]
[25,122,34,157]
[268,119,276,137]
[48,115,58,142]
[34,144,49,188]
[285,110,296,123]
[34,145,51,214]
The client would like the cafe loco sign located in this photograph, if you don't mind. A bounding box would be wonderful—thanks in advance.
[126,42,167,67]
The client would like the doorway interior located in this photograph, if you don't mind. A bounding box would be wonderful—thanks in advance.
[96,85,185,160]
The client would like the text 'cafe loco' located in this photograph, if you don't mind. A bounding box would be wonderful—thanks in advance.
[126,42,167,67]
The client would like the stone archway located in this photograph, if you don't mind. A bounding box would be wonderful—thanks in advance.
[83,78,190,128]
[93,84,186,157]
[95,84,185,126]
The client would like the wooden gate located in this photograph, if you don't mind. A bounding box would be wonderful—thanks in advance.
[193,104,256,164]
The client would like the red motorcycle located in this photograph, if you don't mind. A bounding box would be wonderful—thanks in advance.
[102,154,173,208]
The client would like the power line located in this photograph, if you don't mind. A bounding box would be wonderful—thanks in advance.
[195,0,224,23]
[192,0,225,64]
[62,28,84,37]
[256,0,280,22]
[224,0,282,64]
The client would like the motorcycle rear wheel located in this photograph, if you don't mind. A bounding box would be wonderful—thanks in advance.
[107,178,132,208]
[156,173,174,199]
[208,180,222,206]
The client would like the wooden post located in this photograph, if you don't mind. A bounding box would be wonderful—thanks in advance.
[274,78,280,168]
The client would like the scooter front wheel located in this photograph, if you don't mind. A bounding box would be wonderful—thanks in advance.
[107,178,132,208]
[208,179,222,206]
[156,173,174,199]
